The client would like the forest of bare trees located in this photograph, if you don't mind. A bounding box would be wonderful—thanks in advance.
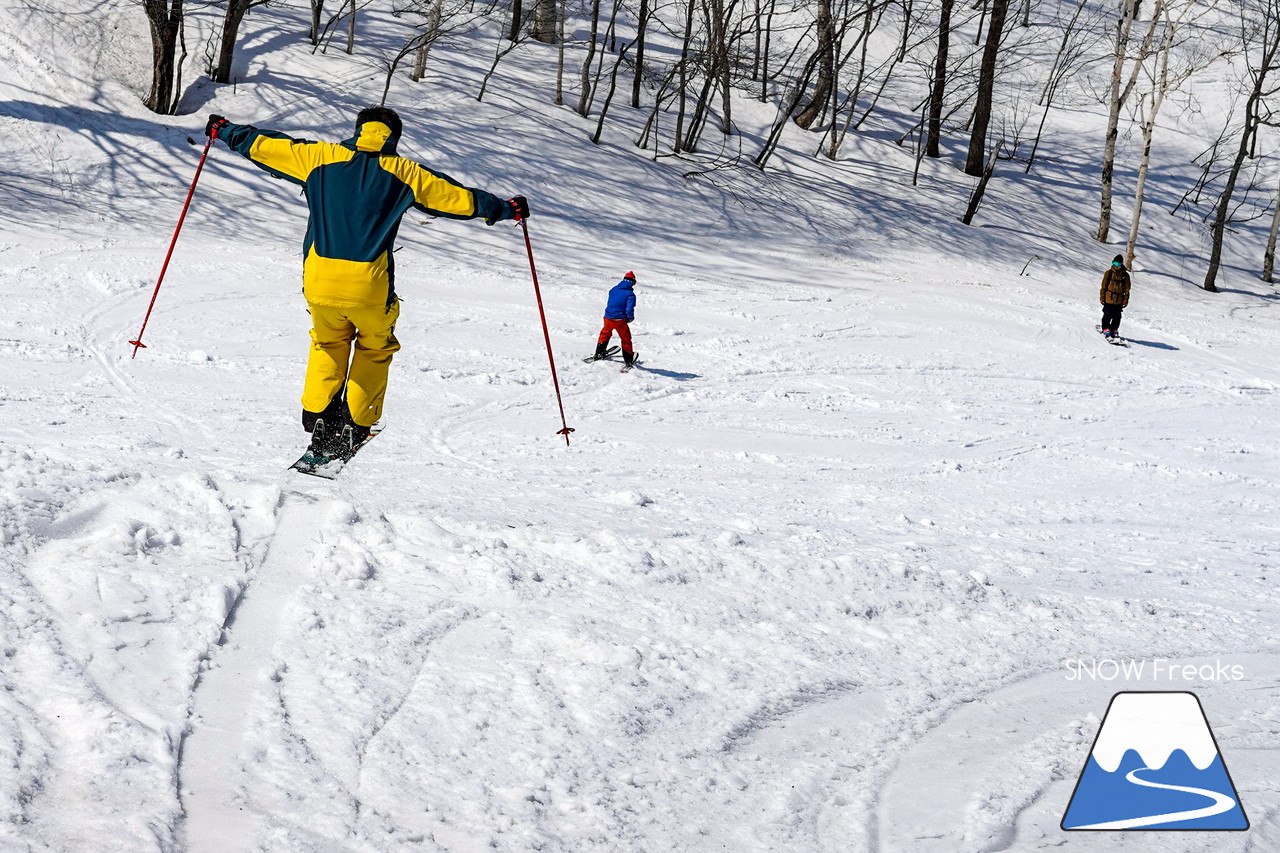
[135,0,1280,291]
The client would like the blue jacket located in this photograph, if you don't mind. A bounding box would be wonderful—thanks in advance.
[603,279,635,321]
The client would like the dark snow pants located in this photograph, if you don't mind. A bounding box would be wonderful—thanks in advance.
[1101,304,1124,334]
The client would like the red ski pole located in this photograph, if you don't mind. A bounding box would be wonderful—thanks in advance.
[129,129,218,358]
[517,216,575,446]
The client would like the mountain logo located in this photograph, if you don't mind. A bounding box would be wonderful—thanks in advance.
[1062,691,1248,830]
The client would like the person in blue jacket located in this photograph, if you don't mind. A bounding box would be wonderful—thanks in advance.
[594,272,637,367]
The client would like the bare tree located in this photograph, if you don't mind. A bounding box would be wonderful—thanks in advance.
[577,0,604,116]
[213,0,271,84]
[926,0,954,157]
[794,0,836,128]
[593,41,638,142]
[1122,0,1221,266]
[631,0,651,107]
[672,0,696,148]
[309,0,325,45]
[348,0,357,54]
[962,139,1002,223]
[532,0,557,42]
[1096,0,1145,242]
[556,0,567,103]
[508,0,524,40]
[140,0,184,114]
[964,0,1009,175]
[410,0,445,81]
[1204,0,1280,292]
[1263,183,1280,282]
[1024,0,1099,171]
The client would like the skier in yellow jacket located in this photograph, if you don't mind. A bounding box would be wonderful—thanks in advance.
[206,107,528,458]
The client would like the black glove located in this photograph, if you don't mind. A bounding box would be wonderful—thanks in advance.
[205,114,230,139]
[507,195,529,222]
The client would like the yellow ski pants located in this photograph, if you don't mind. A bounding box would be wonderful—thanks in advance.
[302,300,401,428]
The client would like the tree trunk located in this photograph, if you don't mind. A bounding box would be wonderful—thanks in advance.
[794,0,834,129]
[755,47,822,169]
[142,0,183,114]
[926,0,953,158]
[672,0,696,150]
[631,0,650,107]
[508,0,524,41]
[964,0,1008,176]
[556,0,566,104]
[1123,117,1156,268]
[752,0,762,81]
[593,42,635,143]
[213,0,251,84]
[411,0,443,82]
[1263,184,1280,283]
[1123,8,1181,266]
[346,0,356,54]
[1097,0,1140,242]
[532,0,557,43]
[1205,94,1262,292]
[760,0,777,102]
[1204,5,1280,292]
[576,0,602,116]
[309,0,324,45]
[962,142,1001,224]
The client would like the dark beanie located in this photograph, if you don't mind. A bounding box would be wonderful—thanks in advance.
[1112,254,1124,265]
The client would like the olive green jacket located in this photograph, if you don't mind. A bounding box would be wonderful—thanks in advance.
[1100,267,1131,307]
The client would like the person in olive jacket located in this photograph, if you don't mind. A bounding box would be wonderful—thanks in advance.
[1100,254,1131,339]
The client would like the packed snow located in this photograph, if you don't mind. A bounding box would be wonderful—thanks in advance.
[1,1,1278,851]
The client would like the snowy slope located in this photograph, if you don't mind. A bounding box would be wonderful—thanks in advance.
[1,2,1279,852]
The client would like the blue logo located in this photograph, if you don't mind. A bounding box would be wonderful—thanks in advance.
[1062,691,1248,830]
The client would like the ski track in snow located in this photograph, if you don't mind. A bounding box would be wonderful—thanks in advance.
[180,491,326,853]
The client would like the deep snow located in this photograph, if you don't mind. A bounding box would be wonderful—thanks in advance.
[1,1,1278,851]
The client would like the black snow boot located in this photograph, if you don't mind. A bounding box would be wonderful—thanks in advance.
[593,341,609,360]
[347,422,371,448]
[303,393,347,434]
[622,349,635,368]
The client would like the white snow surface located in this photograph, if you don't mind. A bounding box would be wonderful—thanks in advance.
[1090,692,1220,773]
[1,2,1279,852]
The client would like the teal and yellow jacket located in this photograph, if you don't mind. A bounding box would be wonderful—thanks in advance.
[218,119,514,309]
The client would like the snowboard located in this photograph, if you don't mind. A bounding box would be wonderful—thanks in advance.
[584,346,621,363]
[1095,325,1130,347]
[290,422,382,479]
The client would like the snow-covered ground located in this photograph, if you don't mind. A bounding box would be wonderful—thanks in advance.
[1,2,1278,851]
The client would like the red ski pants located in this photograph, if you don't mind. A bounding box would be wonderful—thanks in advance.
[597,318,633,353]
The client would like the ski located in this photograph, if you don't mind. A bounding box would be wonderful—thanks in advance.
[584,346,621,363]
[290,423,382,479]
